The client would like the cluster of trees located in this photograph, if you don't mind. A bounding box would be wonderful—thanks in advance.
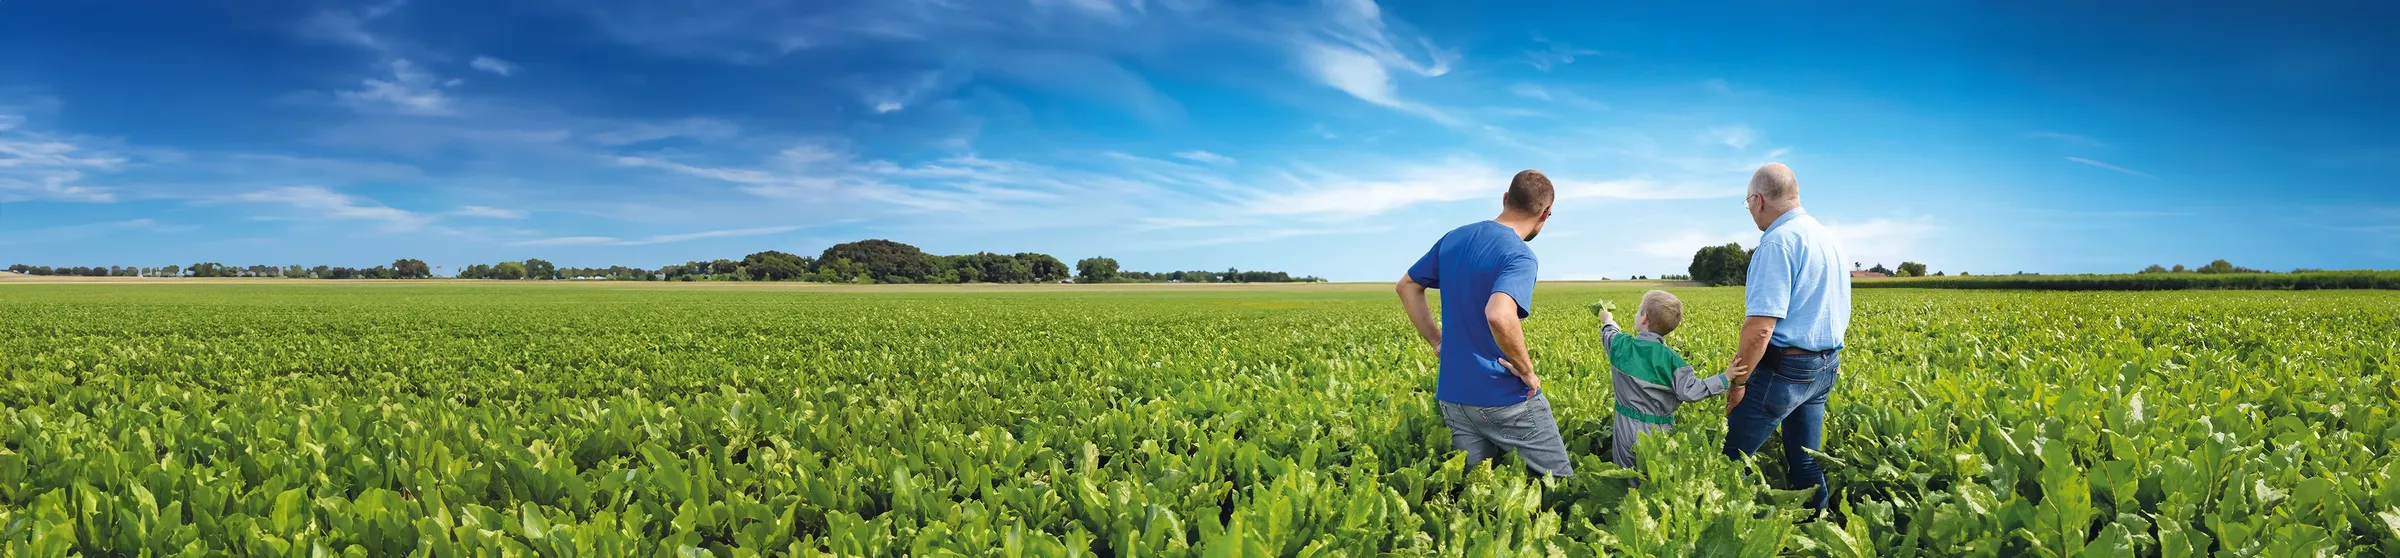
[1687,244,1754,287]
[1859,270,2400,291]
[6,261,436,279]
[1074,256,1322,283]
[9,239,1323,285]
[1856,262,1934,277]
[2138,260,2265,274]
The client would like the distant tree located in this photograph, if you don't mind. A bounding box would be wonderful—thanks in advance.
[2198,259,2236,274]
[1017,253,1071,283]
[2171,264,2187,273]
[819,240,938,283]
[393,259,432,279]
[1687,243,1752,286]
[494,261,527,280]
[459,264,492,279]
[2139,264,2169,274]
[1868,263,1894,276]
[1896,262,1928,277]
[1932,271,1946,277]
[1077,257,1121,282]
[741,250,808,281]
[1959,271,1970,276]
[523,258,557,280]
[161,265,180,278]
[817,258,868,283]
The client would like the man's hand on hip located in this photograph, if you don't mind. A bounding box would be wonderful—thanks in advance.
[1497,357,1540,397]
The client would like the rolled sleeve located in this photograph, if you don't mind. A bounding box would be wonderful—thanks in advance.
[1406,244,1441,288]
[1745,240,1792,318]
[1493,253,1536,318]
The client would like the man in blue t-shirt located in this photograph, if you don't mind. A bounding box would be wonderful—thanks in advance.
[1394,169,1569,476]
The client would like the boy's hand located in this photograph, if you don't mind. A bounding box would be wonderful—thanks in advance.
[1596,308,1613,324]
[1726,385,1746,411]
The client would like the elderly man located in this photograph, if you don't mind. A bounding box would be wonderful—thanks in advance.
[1721,163,1850,511]
[1394,170,1570,476]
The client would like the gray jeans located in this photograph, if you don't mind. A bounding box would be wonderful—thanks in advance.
[1437,392,1574,476]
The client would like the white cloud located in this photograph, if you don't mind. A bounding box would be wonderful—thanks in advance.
[508,225,801,247]
[1634,229,1757,259]
[586,118,740,145]
[1174,150,1236,165]
[233,186,430,230]
[1511,83,1552,101]
[337,59,452,116]
[1294,0,1459,124]
[0,122,126,203]
[453,205,527,219]
[1706,125,1756,150]
[1243,157,1501,217]
[1524,34,1603,72]
[2065,157,2156,179]
[470,56,518,76]
[1824,216,1939,267]
[1557,178,1742,201]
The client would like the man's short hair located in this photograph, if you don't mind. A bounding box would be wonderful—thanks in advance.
[1640,289,1684,336]
[1749,163,1798,202]
[1505,169,1555,214]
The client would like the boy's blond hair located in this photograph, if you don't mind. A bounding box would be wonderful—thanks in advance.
[1639,290,1684,336]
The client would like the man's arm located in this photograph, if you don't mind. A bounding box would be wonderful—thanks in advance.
[1487,292,1538,396]
[1724,315,1778,409]
[1396,275,1440,352]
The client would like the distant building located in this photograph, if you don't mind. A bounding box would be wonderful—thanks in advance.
[1850,270,1888,278]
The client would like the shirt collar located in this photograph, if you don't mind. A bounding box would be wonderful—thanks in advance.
[1766,207,1808,233]
[1634,330,1666,343]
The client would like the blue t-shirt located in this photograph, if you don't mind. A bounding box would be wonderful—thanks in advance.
[1743,208,1850,351]
[1407,220,1539,407]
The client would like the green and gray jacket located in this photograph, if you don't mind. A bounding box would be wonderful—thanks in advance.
[1602,318,1730,468]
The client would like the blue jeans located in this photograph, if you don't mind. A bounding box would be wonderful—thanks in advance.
[1723,349,1839,509]
[1438,392,1574,476]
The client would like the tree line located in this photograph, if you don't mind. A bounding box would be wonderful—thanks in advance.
[1683,243,1941,287]
[5,239,1323,284]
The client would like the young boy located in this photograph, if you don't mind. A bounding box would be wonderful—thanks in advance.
[1598,290,1735,468]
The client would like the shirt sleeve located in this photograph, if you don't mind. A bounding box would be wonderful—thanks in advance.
[1744,240,1792,319]
[1668,351,1730,402]
[1406,243,1441,289]
[1493,252,1536,319]
[1598,320,1622,351]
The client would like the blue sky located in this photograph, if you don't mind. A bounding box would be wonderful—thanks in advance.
[3,1,2396,280]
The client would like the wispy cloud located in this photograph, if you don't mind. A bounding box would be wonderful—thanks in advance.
[1524,33,1603,72]
[232,186,430,230]
[0,116,126,203]
[452,205,527,219]
[1705,125,1756,150]
[1825,216,1939,266]
[508,225,801,247]
[470,56,518,76]
[2065,156,2156,179]
[2026,131,2108,149]
[1173,150,1235,166]
[1634,229,1757,259]
[337,59,453,116]
[1294,0,1459,124]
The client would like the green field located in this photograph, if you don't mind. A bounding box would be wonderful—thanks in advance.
[2,283,2396,556]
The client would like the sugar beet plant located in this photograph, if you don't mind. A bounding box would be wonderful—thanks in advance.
[0,284,2395,556]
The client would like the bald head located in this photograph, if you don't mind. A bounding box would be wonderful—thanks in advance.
[1748,163,1799,204]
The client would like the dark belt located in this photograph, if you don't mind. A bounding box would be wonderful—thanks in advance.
[1773,345,1836,356]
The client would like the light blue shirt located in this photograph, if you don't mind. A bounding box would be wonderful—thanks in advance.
[1744,208,1851,351]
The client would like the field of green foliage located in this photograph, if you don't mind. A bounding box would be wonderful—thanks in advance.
[1,283,2396,556]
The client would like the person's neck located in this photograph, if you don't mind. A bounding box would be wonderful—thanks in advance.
[1761,203,1801,227]
[1494,212,1540,240]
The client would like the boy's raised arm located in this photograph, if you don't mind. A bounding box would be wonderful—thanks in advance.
[1597,308,1621,351]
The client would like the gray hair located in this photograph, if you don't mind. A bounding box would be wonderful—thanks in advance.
[1748,163,1798,203]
